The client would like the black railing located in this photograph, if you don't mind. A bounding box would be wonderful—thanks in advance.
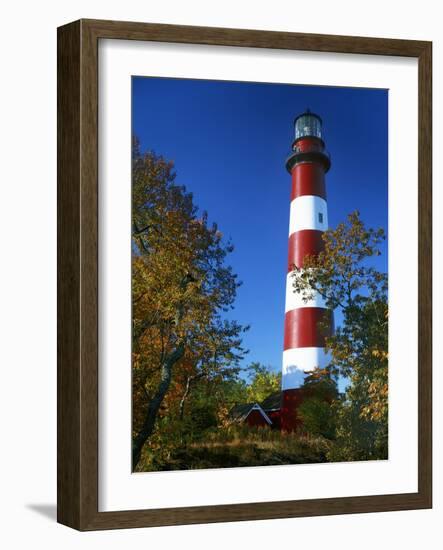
[285,146,331,173]
[290,146,331,160]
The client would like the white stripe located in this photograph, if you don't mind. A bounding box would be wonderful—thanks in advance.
[285,271,327,312]
[289,195,328,235]
[281,347,331,390]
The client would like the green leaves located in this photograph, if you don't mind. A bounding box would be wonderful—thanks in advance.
[299,368,338,440]
[292,210,387,311]
[131,139,248,466]
[291,211,388,461]
[245,363,281,404]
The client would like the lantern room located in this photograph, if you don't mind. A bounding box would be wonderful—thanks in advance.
[286,110,331,174]
[294,111,323,141]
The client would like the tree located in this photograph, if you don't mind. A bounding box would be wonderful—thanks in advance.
[328,299,388,460]
[298,368,338,439]
[292,211,388,460]
[245,362,281,404]
[175,318,248,421]
[132,138,247,470]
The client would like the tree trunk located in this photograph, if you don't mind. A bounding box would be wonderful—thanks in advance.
[178,373,205,420]
[179,374,202,421]
[132,343,184,470]
[178,377,191,421]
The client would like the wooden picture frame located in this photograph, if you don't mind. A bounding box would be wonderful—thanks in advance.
[57,19,432,530]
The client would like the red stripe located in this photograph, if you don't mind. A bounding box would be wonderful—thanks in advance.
[288,230,324,271]
[291,162,326,201]
[294,137,324,153]
[283,308,333,350]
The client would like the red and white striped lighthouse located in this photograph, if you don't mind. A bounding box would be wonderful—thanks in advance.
[280,111,333,432]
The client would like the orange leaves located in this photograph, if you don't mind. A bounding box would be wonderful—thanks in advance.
[131,141,247,455]
[290,211,389,461]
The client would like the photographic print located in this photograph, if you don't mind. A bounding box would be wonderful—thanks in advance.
[131,77,388,473]
[57,20,431,529]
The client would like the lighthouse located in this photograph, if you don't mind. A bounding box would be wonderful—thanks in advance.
[280,111,333,432]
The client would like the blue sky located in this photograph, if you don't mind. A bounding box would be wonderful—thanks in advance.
[132,77,388,377]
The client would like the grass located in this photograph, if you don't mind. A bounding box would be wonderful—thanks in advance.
[139,424,332,471]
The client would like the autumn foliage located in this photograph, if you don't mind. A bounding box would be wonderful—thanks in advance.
[131,138,248,469]
[131,138,389,470]
[293,211,388,460]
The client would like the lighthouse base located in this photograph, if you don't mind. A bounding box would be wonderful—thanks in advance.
[280,388,308,432]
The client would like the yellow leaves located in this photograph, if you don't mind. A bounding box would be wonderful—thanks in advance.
[217,404,231,428]
[131,141,245,417]
[371,349,388,360]
[299,211,389,451]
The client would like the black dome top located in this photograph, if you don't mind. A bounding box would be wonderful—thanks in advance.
[293,110,323,125]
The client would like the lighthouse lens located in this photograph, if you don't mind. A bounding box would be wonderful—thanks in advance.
[295,115,322,140]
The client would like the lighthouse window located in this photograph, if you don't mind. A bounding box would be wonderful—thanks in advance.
[295,115,322,140]
[318,212,324,224]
